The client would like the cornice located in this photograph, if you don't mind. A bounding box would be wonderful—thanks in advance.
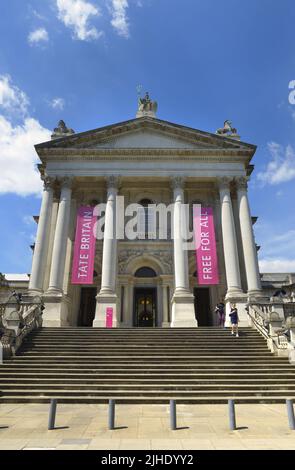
[37,148,253,163]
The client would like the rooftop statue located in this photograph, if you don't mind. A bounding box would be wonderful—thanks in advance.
[136,91,158,118]
[216,120,238,136]
[51,120,75,140]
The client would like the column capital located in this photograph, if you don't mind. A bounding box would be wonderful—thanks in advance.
[235,176,249,191]
[106,175,120,191]
[58,176,73,189]
[41,176,55,190]
[170,176,185,191]
[217,176,232,191]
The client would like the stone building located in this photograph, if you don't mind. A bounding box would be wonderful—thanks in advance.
[27,97,264,328]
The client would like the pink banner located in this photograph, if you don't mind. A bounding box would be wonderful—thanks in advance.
[106,307,113,328]
[193,206,219,285]
[71,206,97,284]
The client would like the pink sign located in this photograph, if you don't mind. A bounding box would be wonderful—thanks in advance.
[71,206,97,284]
[193,206,219,285]
[106,307,113,328]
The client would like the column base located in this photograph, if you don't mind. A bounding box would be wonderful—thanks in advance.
[93,292,118,328]
[28,288,43,296]
[45,287,63,296]
[171,291,198,327]
[224,293,249,327]
[42,293,70,327]
[247,289,265,299]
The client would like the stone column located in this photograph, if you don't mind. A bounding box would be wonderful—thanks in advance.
[218,177,243,296]
[29,177,54,294]
[171,177,197,327]
[236,177,262,296]
[93,176,119,327]
[47,177,73,294]
[218,177,250,327]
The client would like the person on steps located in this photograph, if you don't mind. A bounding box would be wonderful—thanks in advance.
[229,303,239,337]
[215,301,225,327]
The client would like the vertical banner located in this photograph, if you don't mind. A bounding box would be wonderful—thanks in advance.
[106,307,113,328]
[71,206,97,284]
[193,206,219,285]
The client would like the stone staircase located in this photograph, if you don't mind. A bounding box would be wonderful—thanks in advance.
[0,327,295,403]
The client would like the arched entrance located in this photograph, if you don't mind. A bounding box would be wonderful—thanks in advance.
[133,267,157,327]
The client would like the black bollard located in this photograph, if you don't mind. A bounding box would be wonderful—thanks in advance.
[170,400,177,430]
[48,399,57,430]
[228,399,236,431]
[286,399,295,430]
[108,399,115,430]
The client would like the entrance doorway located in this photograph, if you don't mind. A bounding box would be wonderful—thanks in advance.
[78,287,97,326]
[194,288,211,326]
[133,287,157,327]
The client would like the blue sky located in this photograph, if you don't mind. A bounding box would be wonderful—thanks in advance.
[0,0,295,274]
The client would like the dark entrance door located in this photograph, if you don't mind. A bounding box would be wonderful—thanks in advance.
[78,287,97,326]
[194,288,211,326]
[134,287,157,327]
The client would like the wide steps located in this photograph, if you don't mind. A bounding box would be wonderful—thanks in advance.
[1,326,294,404]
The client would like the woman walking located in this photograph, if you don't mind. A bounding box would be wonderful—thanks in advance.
[229,303,239,337]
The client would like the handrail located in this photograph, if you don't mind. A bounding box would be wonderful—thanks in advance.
[0,294,44,358]
[247,302,289,351]
[247,305,270,340]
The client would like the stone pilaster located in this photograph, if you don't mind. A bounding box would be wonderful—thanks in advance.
[160,275,171,327]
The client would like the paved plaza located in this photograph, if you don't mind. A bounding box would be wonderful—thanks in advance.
[0,403,294,450]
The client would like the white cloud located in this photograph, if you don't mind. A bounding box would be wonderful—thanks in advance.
[0,116,51,196]
[32,9,47,21]
[28,28,49,45]
[257,142,295,185]
[0,76,51,196]
[56,0,103,41]
[257,227,295,273]
[23,215,35,225]
[0,75,29,117]
[259,258,295,273]
[109,0,129,38]
[50,97,65,110]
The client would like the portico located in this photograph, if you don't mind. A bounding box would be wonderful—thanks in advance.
[29,101,262,328]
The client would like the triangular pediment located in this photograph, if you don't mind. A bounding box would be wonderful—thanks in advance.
[35,117,256,154]
[81,128,213,150]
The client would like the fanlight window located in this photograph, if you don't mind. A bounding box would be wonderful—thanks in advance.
[134,267,157,278]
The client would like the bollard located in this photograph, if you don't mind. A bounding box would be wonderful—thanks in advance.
[108,399,115,430]
[48,399,57,430]
[170,400,177,430]
[286,399,295,430]
[228,399,236,431]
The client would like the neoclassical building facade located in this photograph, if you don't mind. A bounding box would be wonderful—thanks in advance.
[28,102,262,328]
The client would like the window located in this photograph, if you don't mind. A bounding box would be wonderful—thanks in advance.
[138,199,156,239]
[134,267,157,278]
